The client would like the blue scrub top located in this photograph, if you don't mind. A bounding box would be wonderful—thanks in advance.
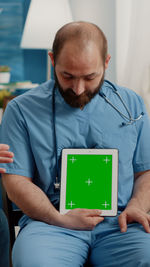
[1,80,150,223]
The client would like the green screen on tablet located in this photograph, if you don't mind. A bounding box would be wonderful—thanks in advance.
[66,154,112,210]
[60,149,118,216]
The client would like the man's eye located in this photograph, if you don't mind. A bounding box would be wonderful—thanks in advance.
[85,76,95,81]
[63,76,73,80]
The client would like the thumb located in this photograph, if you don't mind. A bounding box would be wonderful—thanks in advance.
[118,213,127,233]
[85,209,102,217]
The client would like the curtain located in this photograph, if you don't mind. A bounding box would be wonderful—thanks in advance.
[117,0,150,114]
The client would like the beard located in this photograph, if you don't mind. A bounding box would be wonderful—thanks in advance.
[54,71,105,109]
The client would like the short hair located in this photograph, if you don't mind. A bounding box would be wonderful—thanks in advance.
[52,21,108,65]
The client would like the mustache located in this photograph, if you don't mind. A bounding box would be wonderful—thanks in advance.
[59,87,99,108]
[64,88,94,99]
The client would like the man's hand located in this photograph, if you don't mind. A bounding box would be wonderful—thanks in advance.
[0,144,14,173]
[118,206,150,233]
[57,208,104,230]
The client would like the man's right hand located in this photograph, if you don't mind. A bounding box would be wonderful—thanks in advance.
[2,173,104,231]
[57,208,104,230]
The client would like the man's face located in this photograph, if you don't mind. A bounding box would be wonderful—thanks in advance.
[54,41,105,109]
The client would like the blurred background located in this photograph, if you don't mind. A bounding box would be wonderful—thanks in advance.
[0,0,150,113]
[0,0,150,245]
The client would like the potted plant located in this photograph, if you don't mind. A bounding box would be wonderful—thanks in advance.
[0,65,11,83]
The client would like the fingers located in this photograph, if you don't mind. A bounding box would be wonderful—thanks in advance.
[84,217,104,230]
[65,208,104,230]
[83,209,102,217]
[0,150,14,157]
[0,146,14,163]
[0,157,13,163]
[118,213,127,232]
[79,209,104,229]
[0,144,14,166]
[0,144,10,151]
[92,216,104,225]
[68,208,102,217]
[137,214,150,233]
[118,210,150,234]
[0,168,6,174]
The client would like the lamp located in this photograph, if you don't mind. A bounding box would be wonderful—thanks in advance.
[20,0,73,79]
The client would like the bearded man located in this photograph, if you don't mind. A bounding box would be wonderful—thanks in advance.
[1,22,150,267]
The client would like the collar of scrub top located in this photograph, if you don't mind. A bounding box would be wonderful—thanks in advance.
[52,80,144,190]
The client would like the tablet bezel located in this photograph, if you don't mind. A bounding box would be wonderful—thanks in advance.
[60,148,118,216]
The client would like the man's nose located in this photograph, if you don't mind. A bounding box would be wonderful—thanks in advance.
[72,79,85,96]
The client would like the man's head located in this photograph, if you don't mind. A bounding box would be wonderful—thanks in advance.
[49,21,110,109]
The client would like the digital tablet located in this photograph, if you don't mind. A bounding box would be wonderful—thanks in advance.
[60,149,118,216]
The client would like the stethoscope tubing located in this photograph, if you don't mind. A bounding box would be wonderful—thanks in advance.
[100,80,144,126]
[52,84,59,187]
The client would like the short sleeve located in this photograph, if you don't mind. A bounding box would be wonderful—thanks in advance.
[133,97,150,173]
[0,100,35,177]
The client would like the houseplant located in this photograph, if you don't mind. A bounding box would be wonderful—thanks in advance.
[0,66,11,83]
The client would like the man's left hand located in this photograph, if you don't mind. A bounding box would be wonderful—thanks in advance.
[118,206,150,233]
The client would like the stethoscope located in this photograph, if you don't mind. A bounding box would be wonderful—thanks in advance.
[52,80,144,190]
[99,80,144,126]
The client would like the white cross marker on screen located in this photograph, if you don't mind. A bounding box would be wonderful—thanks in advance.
[102,201,110,208]
[68,201,76,208]
[70,157,76,163]
[103,157,110,164]
[85,179,93,186]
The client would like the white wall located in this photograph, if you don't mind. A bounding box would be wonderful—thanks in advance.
[70,0,116,82]
[116,0,132,85]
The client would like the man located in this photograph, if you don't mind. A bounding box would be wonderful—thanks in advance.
[0,144,13,267]
[1,21,150,267]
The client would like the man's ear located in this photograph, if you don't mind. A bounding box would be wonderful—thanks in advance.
[48,52,54,67]
[105,54,111,69]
